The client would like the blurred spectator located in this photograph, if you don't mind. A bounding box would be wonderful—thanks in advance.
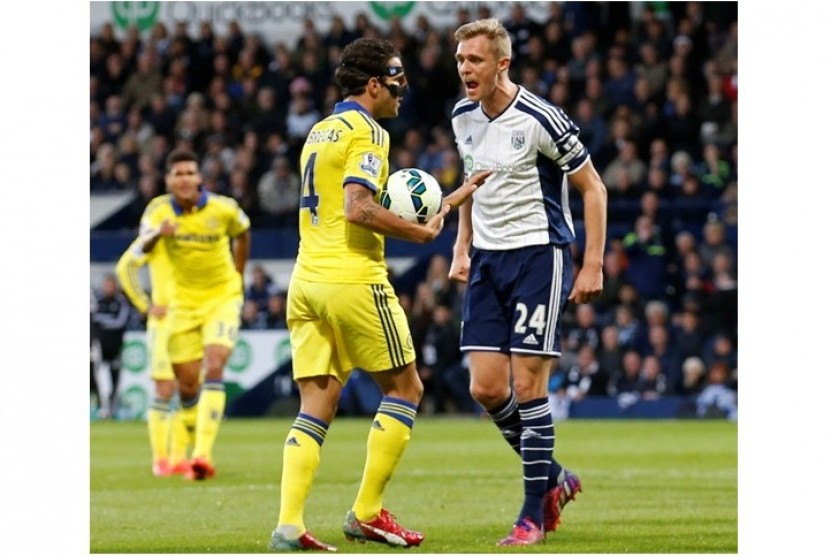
[646,324,683,394]
[90,287,102,411]
[595,248,627,315]
[245,265,274,313]
[422,254,458,310]
[602,139,648,192]
[241,299,268,330]
[564,304,601,353]
[696,143,733,193]
[91,143,122,191]
[503,3,543,60]
[681,355,706,396]
[617,282,646,322]
[563,345,608,400]
[285,85,321,150]
[265,290,288,329]
[695,361,737,420]
[674,309,707,362]
[99,94,128,143]
[639,355,667,399]
[122,50,162,111]
[145,93,177,141]
[623,215,668,301]
[250,86,288,143]
[258,155,300,227]
[91,274,131,418]
[613,304,642,350]
[668,147,694,187]
[572,98,608,160]
[228,166,259,220]
[709,251,737,334]
[124,173,162,227]
[596,325,624,384]
[604,53,637,109]
[608,350,643,398]
[99,53,129,101]
[699,219,734,267]
[635,41,668,98]
[418,304,462,414]
[703,333,737,372]
[125,106,155,150]
[698,73,731,144]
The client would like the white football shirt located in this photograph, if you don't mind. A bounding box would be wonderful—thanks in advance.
[451,85,590,250]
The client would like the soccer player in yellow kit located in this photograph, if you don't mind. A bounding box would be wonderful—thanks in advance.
[116,236,193,476]
[268,38,491,551]
[140,149,251,480]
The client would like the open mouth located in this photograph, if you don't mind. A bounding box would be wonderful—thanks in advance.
[465,80,479,93]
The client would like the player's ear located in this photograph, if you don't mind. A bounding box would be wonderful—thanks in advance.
[368,76,381,98]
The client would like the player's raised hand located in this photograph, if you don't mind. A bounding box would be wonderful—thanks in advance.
[422,203,449,241]
[442,169,493,210]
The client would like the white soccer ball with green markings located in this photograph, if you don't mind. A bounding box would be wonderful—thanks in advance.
[380,168,443,224]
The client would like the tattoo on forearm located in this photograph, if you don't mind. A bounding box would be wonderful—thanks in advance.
[357,200,378,224]
[347,190,378,225]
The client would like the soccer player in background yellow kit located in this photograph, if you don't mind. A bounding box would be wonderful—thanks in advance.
[116,236,193,476]
[140,149,251,481]
[268,38,490,551]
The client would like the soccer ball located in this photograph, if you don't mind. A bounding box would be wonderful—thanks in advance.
[380,168,443,224]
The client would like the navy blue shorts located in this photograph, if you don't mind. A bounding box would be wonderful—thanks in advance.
[460,243,573,356]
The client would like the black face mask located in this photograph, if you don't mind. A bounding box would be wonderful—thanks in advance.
[379,79,408,98]
[341,61,408,98]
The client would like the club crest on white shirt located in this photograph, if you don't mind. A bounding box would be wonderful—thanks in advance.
[511,130,525,150]
[463,154,475,174]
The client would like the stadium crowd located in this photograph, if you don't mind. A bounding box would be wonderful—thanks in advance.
[90,2,738,419]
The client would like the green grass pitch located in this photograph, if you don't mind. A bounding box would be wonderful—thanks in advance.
[90,418,737,553]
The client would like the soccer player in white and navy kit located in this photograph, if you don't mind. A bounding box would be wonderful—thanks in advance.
[449,19,608,546]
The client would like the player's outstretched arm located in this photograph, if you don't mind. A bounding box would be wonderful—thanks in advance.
[568,160,608,304]
[440,169,492,211]
[344,182,443,243]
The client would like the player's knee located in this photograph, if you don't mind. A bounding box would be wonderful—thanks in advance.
[203,355,227,380]
[178,381,199,400]
[469,382,505,408]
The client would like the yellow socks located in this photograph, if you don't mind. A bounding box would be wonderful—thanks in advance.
[192,381,225,463]
[277,413,330,534]
[147,397,172,462]
[169,408,192,465]
[352,397,417,521]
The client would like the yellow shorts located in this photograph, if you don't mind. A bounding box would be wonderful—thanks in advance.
[287,278,415,383]
[168,293,243,364]
[147,315,173,381]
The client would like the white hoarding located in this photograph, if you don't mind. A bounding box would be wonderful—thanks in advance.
[90,1,553,44]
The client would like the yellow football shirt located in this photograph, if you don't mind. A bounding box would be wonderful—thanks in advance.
[293,100,390,284]
[115,236,174,314]
[140,191,250,305]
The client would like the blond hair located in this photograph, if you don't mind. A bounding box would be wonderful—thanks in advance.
[454,18,512,61]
